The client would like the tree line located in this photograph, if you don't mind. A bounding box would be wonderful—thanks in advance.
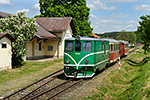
[95,30,137,44]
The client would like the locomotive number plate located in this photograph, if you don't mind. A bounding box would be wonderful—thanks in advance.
[75,53,80,55]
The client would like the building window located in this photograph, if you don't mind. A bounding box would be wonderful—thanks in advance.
[2,43,7,48]
[48,46,53,51]
[39,42,41,51]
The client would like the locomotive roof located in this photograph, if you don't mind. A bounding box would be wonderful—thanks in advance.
[100,38,119,43]
[65,37,108,41]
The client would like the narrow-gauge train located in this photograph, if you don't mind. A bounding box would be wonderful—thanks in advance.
[64,36,129,78]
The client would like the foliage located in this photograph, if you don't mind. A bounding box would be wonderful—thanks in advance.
[96,31,137,44]
[137,15,150,53]
[129,31,136,44]
[36,0,93,37]
[96,31,119,39]
[0,12,38,67]
[115,30,130,41]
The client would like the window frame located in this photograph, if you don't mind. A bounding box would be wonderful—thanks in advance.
[47,46,53,51]
[83,41,92,52]
[65,41,73,52]
[2,43,7,49]
[75,41,81,52]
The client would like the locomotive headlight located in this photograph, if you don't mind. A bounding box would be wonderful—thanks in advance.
[67,60,70,64]
[85,60,89,64]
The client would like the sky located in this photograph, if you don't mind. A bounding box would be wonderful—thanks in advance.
[0,0,150,34]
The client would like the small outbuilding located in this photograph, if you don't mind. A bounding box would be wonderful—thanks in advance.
[0,33,15,71]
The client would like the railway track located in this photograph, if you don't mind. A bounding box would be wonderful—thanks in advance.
[27,79,83,100]
[1,69,64,100]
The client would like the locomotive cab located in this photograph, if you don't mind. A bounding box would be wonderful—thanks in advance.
[64,36,109,78]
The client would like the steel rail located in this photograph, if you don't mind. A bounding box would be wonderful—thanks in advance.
[2,68,63,100]
[46,79,83,100]
[27,79,73,100]
[19,76,57,100]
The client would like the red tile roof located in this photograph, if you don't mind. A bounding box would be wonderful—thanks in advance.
[36,17,77,33]
[36,25,61,39]
[92,33,100,38]
[107,37,115,39]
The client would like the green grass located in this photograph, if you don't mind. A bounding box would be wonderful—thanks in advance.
[86,49,150,100]
[0,58,63,84]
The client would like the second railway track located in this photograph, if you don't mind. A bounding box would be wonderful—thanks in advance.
[27,79,83,100]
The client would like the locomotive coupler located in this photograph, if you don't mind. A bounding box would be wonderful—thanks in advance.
[73,70,79,77]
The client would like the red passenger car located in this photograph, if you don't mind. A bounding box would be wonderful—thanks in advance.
[119,40,129,56]
[102,39,119,63]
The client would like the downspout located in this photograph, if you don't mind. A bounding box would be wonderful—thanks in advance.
[57,37,62,58]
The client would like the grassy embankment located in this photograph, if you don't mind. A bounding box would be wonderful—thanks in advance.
[0,58,63,96]
[85,48,150,100]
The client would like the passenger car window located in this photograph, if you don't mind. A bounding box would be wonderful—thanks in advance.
[83,42,92,51]
[65,42,73,51]
[75,42,81,51]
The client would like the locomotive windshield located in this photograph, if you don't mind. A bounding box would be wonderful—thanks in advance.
[65,41,73,51]
[75,42,81,51]
[83,42,92,51]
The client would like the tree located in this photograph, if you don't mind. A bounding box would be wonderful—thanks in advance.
[0,12,38,67]
[115,30,130,41]
[137,15,150,53]
[129,31,136,44]
[36,0,93,37]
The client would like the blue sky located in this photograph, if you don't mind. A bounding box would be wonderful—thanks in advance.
[0,0,150,34]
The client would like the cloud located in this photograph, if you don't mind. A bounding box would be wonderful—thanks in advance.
[113,25,121,29]
[125,24,134,29]
[99,19,123,24]
[0,0,13,5]
[32,3,40,10]
[87,0,116,11]
[126,20,138,24]
[96,0,139,3]
[110,13,129,18]
[104,0,138,3]
[131,4,150,11]
[89,14,97,18]
[16,9,30,13]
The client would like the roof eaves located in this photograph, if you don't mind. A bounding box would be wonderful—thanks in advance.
[41,37,61,40]
[35,34,41,39]
[64,17,72,32]
[0,15,5,18]
[0,33,15,42]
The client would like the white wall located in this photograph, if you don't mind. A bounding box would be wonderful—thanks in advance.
[0,37,12,70]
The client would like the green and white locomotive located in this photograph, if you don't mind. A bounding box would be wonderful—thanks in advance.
[64,36,110,78]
